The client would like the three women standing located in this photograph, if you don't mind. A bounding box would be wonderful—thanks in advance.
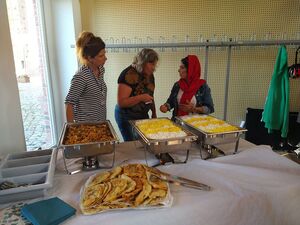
[65,36,213,142]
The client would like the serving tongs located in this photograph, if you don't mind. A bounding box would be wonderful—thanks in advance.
[150,171,211,191]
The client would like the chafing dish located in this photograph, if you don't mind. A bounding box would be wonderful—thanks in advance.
[130,118,197,165]
[175,115,247,158]
[281,148,300,164]
[58,120,119,174]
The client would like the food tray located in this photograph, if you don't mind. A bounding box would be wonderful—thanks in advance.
[0,149,57,204]
[176,115,247,154]
[130,118,197,154]
[58,120,119,159]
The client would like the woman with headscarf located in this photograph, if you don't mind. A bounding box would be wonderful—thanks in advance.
[160,55,214,119]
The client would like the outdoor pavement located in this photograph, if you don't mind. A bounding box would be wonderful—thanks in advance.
[18,78,53,151]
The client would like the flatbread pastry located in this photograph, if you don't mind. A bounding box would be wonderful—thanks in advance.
[80,164,172,215]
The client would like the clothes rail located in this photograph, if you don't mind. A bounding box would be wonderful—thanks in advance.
[106,40,300,49]
[106,39,300,122]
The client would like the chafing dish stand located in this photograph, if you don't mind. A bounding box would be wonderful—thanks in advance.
[130,118,197,166]
[58,121,119,175]
[175,116,247,159]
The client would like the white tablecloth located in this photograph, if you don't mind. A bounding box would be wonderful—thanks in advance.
[1,140,300,225]
[50,141,300,225]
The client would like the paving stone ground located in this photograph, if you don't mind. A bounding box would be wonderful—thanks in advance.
[18,79,53,151]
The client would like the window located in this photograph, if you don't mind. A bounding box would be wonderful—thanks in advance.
[7,0,55,150]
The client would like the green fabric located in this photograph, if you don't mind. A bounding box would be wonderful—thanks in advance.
[262,45,290,138]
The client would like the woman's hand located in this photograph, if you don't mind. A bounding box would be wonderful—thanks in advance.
[118,84,154,108]
[160,104,168,113]
[139,93,154,103]
[179,100,194,113]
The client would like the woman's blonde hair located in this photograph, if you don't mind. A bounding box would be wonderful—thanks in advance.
[132,48,159,73]
[76,31,105,65]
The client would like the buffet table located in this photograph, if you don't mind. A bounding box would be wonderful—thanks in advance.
[49,140,300,225]
[1,140,300,225]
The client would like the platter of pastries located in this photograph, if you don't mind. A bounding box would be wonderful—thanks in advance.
[80,164,173,215]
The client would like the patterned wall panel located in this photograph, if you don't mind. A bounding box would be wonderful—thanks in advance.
[79,0,300,139]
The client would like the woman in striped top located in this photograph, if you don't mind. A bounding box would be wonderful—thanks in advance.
[65,31,107,122]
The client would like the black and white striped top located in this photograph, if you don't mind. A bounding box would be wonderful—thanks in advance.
[65,65,107,122]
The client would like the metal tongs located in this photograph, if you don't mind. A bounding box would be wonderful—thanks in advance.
[150,171,211,191]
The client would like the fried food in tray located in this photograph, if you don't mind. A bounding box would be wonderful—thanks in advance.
[80,164,173,215]
[135,118,187,140]
[63,123,114,145]
[181,115,239,133]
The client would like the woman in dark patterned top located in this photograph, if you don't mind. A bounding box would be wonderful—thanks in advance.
[115,48,159,141]
[65,31,107,122]
[160,55,214,119]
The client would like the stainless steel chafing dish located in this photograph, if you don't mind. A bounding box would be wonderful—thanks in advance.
[175,115,247,158]
[130,118,197,165]
[58,120,119,174]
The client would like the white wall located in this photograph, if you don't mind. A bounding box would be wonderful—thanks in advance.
[42,0,80,138]
[52,0,78,99]
[71,0,82,39]
[0,0,26,155]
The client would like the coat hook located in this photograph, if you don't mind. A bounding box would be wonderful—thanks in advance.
[185,35,190,51]
[159,36,165,52]
[109,37,114,52]
[127,38,131,53]
[121,37,126,52]
[197,34,203,52]
[115,39,120,53]
[134,36,138,52]
[172,35,177,52]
